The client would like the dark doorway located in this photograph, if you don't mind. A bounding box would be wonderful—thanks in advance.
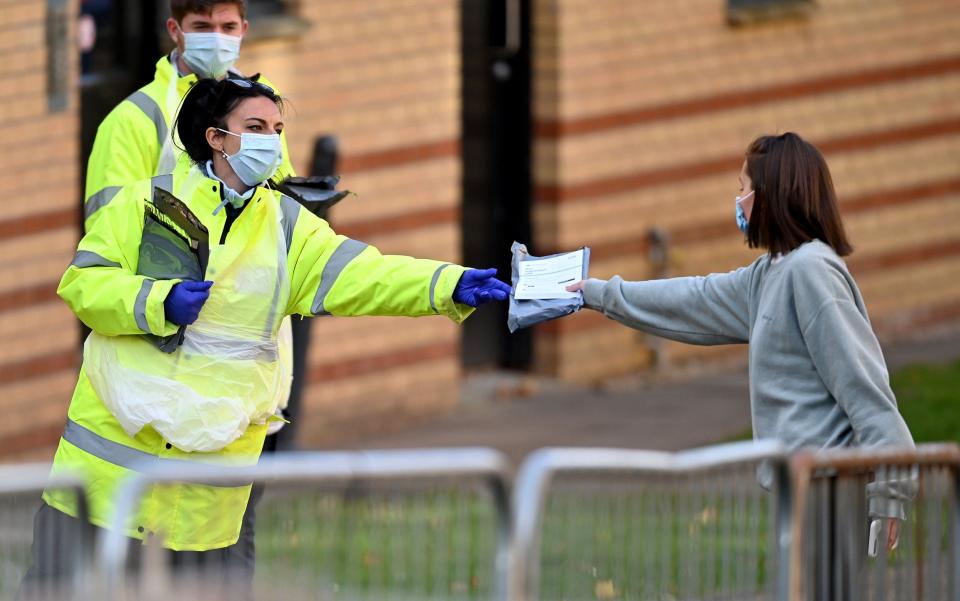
[79,0,162,200]
[461,0,532,370]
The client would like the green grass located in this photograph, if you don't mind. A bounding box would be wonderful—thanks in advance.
[890,359,960,444]
[251,484,773,601]
[537,487,772,600]
[724,359,960,444]
[252,488,499,600]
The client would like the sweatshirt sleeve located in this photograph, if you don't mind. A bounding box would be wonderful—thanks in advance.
[581,264,756,345]
[795,264,916,518]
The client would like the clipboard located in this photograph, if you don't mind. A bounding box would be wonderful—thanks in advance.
[137,187,210,352]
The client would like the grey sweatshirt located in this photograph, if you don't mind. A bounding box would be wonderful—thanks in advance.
[582,240,915,517]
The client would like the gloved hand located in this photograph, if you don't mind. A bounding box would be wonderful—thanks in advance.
[164,280,213,325]
[452,268,512,307]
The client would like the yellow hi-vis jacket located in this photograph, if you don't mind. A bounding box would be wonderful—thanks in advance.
[44,160,472,551]
[83,54,296,229]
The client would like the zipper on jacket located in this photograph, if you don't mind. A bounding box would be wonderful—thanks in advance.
[217,186,252,245]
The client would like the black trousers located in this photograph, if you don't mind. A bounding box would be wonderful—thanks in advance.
[18,503,252,600]
[222,433,276,589]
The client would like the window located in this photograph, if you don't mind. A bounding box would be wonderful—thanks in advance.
[47,0,70,111]
[247,0,288,18]
[244,0,310,41]
[727,0,816,26]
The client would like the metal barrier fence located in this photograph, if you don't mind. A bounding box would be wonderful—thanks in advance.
[0,464,90,601]
[96,448,512,601]
[4,443,959,601]
[788,444,960,601]
[510,440,791,601]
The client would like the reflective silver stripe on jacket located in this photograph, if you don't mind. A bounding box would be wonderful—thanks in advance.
[278,195,300,253]
[429,264,452,313]
[151,173,173,193]
[84,186,122,221]
[311,239,369,316]
[84,171,172,223]
[127,90,168,149]
[70,250,121,270]
[61,419,252,486]
[134,279,155,333]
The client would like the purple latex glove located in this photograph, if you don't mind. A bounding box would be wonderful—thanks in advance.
[453,268,512,307]
[164,280,213,325]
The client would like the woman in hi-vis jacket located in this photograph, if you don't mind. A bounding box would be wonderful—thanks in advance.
[23,77,510,595]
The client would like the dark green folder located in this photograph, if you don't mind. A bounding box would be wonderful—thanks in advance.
[137,187,209,353]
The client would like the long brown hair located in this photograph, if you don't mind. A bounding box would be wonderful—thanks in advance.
[744,132,853,256]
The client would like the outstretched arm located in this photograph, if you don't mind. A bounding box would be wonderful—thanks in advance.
[285,204,508,320]
[570,263,758,345]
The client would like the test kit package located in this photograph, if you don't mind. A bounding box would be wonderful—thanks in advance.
[507,241,590,333]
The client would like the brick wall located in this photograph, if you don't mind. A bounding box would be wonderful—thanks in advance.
[0,0,81,459]
[531,0,960,381]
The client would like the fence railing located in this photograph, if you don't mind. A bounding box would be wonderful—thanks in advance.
[0,463,90,601]
[510,440,791,601]
[788,444,960,601]
[97,448,513,601]
[3,443,959,601]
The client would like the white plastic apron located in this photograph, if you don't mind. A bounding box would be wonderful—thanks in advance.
[85,196,292,452]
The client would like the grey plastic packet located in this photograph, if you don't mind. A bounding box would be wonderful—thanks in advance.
[507,241,590,333]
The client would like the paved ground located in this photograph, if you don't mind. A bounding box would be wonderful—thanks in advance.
[342,325,960,463]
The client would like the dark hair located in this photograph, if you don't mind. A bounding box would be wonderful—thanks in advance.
[174,76,283,164]
[744,132,853,257]
[171,0,246,22]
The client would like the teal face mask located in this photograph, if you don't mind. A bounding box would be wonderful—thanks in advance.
[735,190,754,235]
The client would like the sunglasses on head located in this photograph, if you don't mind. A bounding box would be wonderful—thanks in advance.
[224,77,274,95]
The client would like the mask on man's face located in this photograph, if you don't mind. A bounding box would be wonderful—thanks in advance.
[180,27,241,79]
[735,190,754,235]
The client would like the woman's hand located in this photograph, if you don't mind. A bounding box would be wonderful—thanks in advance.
[886,518,900,552]
[565,280,585,293]
[870,518,902,556]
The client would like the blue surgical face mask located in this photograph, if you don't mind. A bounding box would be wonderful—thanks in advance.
[735,190,754,235]
[217,129,283,187]
[180,29,241,79]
